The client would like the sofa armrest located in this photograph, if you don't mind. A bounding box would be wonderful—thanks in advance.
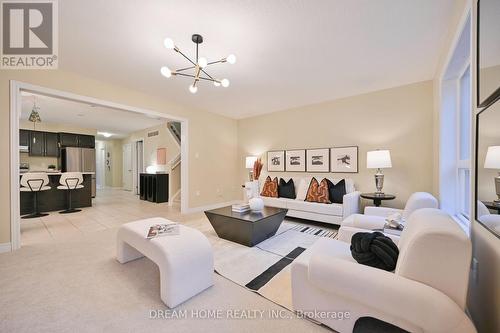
[337,225,400,244]
[340,213,387,229]
[364,206,403,217]
[343,191,361,219]
[308,255,476,333]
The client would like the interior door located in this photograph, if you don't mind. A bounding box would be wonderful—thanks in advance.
[123,143,133,191]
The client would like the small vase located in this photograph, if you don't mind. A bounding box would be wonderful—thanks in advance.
[249,197,264,212]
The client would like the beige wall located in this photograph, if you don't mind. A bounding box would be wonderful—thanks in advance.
[122,122,180,170]
[237,81,434,209]
[1,70,240,244]
[19,120,98,171]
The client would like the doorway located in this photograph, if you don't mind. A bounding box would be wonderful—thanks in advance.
[133,140,144,195]
[96,141,106,189]
[122,143,133,191]
[9,81,189,251]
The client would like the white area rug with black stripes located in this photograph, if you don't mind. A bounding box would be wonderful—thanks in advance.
[211,220,338,311]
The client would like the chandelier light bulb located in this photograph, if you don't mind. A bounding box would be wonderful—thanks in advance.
[213,80,221,87]
[198,57,208,68]
[163,38,175,49]
[226,54,236,64]
[189,85,198,94]
[221,79,230,87]
[160,66,172,78]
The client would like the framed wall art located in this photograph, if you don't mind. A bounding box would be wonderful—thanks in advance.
[285,149,306,172]
[330,146,358,173]
[267,150,285,172]
[306,148,330,172]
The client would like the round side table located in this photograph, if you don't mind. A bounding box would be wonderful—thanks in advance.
[361,193,396,207]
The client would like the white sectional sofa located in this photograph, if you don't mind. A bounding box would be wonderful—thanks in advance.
[259,177,360,225]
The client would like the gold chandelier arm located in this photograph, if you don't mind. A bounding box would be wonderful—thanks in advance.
[174,72,216,82]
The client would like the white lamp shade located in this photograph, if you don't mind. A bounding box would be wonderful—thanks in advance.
[367,150,392,169]
[246,156,257,169]
[484,146,500,169]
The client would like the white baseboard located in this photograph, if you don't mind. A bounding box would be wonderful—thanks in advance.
[184,200,240,214]
[0,242,12,253]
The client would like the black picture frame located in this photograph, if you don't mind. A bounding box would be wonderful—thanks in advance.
[477,0,500,109]
[474,99,500,240]
[285,149,306,172]
[267,150,285,172]
[330,146,359,173]
[305,148,330,173]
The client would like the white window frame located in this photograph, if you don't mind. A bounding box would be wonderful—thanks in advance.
[456,63,472,222]
[438,9,472,235]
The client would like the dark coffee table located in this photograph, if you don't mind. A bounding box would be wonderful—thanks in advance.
[204,206,288,247]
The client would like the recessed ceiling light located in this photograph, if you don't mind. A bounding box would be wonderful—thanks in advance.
[98,132,112,138]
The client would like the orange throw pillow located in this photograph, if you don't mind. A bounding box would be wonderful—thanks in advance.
[305,177,331,204]
[260,176,278,197]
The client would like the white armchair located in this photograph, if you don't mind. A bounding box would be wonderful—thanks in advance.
[338,192,438,243]
[291,208,476,333]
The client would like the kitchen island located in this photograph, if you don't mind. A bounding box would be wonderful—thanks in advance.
[20,172,94,215]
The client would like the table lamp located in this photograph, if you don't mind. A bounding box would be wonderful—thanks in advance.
[484,146,500,203]
[367,150,392,194]
[246,156,257,181]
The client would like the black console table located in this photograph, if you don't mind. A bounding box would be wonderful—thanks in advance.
[139,173,169,203]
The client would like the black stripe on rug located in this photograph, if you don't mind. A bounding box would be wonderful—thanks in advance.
[245,247,306,291]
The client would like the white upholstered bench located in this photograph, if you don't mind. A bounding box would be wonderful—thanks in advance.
[116,217,214,308]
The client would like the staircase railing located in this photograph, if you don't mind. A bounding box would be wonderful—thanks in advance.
[167,122,181,145]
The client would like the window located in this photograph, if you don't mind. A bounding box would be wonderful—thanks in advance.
[457,65,471,219]
[438,14,472,229]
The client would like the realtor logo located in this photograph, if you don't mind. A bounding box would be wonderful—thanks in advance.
[1,0,58,69]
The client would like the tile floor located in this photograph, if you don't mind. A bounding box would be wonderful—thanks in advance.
[21,188,185,245]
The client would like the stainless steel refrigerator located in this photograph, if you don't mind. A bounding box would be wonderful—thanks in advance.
[60,147,96,197]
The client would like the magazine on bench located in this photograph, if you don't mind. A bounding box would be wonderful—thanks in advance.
[146,223,180,239]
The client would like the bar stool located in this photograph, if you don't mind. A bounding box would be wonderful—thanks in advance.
[20,173,51,219]
[57,172,84,214]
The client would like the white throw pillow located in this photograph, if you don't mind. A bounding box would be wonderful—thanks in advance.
[296,177,312,201]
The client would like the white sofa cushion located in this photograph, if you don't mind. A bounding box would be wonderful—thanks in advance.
[287,200,343,216]
[260,196,291,208]
[295,177,312,200]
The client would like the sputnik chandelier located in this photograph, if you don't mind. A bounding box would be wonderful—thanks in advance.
[160,34,236,93]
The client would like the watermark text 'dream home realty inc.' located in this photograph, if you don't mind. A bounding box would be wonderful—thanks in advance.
[1,0,58,69]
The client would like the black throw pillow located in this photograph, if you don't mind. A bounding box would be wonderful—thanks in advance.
[326,179,346,204]
[278,178,296,199]
[350,232,399,271]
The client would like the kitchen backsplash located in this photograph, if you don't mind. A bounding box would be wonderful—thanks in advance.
[20,154,58,171]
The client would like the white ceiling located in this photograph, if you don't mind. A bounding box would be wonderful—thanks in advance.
[59,0,458,118]
[21,93,168,139]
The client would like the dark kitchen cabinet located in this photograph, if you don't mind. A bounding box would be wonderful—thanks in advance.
[19,129,30,147]
[29,131,45,156]
[78,135,95,148]
[59,133,79,147]
[44,132,59,157]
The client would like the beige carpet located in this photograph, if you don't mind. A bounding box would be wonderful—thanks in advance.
[0,212,332,332]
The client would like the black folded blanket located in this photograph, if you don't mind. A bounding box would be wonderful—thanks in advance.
[350,232,399,271]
